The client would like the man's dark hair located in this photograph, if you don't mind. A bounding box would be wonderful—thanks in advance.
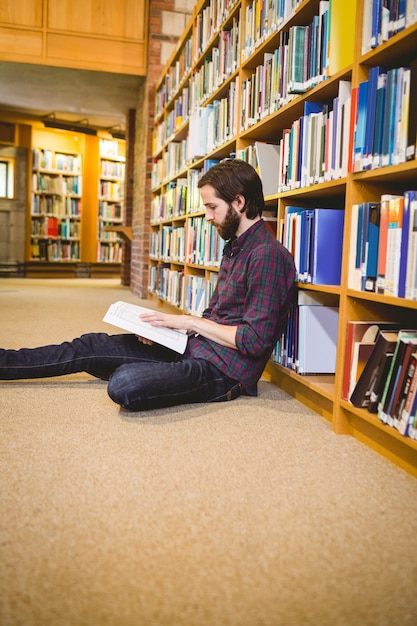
[198,158,264,219]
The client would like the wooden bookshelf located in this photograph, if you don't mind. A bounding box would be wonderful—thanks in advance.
[97,139,126,264]
[22,126,126,277]
[150,0,417,476]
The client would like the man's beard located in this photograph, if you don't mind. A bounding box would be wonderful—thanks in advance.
[215,203,241,240]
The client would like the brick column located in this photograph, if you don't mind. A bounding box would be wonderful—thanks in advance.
[130,0,194,297]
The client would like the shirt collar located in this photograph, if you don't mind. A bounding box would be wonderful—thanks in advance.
[222,220,263,258]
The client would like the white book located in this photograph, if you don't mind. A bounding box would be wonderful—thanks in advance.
[103,301,188,354]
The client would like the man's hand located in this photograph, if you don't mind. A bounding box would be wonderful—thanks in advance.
[139,311,190,332]
[139,310,238,350]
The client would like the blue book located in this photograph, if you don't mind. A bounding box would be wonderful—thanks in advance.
[364,66,385,169]
[311,208,344,285]
[362,202,381,292]
[398,190,414,298]
[373,71,387,167]
[354,80,369,171]
[381,68,397,166]
[371,0,383,46]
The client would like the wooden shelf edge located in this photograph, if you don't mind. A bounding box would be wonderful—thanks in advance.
[337,403,417,478]
[264,361,334,422]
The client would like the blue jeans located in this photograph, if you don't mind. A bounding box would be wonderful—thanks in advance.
[0,333,242,411]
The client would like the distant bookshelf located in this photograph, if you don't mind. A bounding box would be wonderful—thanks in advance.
[30,147,82,262]
[97,139,126,264]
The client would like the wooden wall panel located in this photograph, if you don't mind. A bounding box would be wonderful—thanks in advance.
[0,26,43,57]
[46,33,146,74]
[0,0,43,28]
[47,0,146,40]
[0,0,148,75]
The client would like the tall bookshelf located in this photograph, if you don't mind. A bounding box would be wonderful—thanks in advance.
[25,127,126,277]
[97,139,126,264]
[31,147,82,262]
[150,0,417,476]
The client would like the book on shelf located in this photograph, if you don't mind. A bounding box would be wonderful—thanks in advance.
[378,330,417,425]
[254,142,280,197]
[349,328,400,410]
[103,301,188,354]
[282,207,343,285]
[310,208,344,285]
[297,302,339,375]
[343,322,386,402]
[398,351,417,436]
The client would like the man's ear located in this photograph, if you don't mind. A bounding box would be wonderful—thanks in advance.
[234,194,246,213]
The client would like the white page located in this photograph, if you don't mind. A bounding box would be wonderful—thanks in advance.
[103,301,188,354]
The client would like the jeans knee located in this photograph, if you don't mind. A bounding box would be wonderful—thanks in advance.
[107,367,141,410]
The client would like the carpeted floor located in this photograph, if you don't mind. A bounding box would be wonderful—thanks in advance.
[1,278,417,626]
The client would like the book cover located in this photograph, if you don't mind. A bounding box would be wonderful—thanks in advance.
[342,321,383,400]
[254,142,280,197]
[405,191,417,299]
[384,194,404,296]
[311,208,344,285]
[398,190,413,298]
[353,80,369,171]
[393,348,417,433]
[378,330,417,424]
[350,329,400,409]
[297,304,339,374]
[373,70,387,167]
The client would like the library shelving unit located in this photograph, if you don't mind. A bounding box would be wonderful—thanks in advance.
[24,127,126,278]
[149,0,417,476]
[97,139,126,264]
[30,147,83,264]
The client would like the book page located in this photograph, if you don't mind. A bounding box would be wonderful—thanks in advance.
[103,301,188,354]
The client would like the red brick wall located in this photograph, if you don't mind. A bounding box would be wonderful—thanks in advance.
[129,0,193,297]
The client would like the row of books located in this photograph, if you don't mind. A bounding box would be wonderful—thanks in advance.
[30,240,81,262]
[32,148,82,174]
[31,195,82,217]
[186,216,225,267]
[348,192,417,300]
[150,226,186,263]
[280,206,344,286]
[347,323,417,440]
[97,241,123,263]
[98,181,124,201]
[98,201,123,220]
[352,62,417,172]
[33,173,82,196]
[31,216,81,239]
[361,0,417,54]
[156,38,193,115]
[188,79,239,160]
[100,161,125,179]
[240,25,329,131]
[148,265,218,315]
[277,82,351,191]
[190,17,240,109]
[151,180,188,222]
[241,0,306,60]
[150,214,225,268]
[273,290,339,374]
[193,0,240,62]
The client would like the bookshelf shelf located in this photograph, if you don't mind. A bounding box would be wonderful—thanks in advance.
[150,0,417,475]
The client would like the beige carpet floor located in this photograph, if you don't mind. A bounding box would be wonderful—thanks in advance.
[1,278,417,626]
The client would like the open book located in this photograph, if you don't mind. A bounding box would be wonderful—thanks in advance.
[103,301,188,354]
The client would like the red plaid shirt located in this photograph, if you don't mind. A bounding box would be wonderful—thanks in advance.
[187,219,296,395]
